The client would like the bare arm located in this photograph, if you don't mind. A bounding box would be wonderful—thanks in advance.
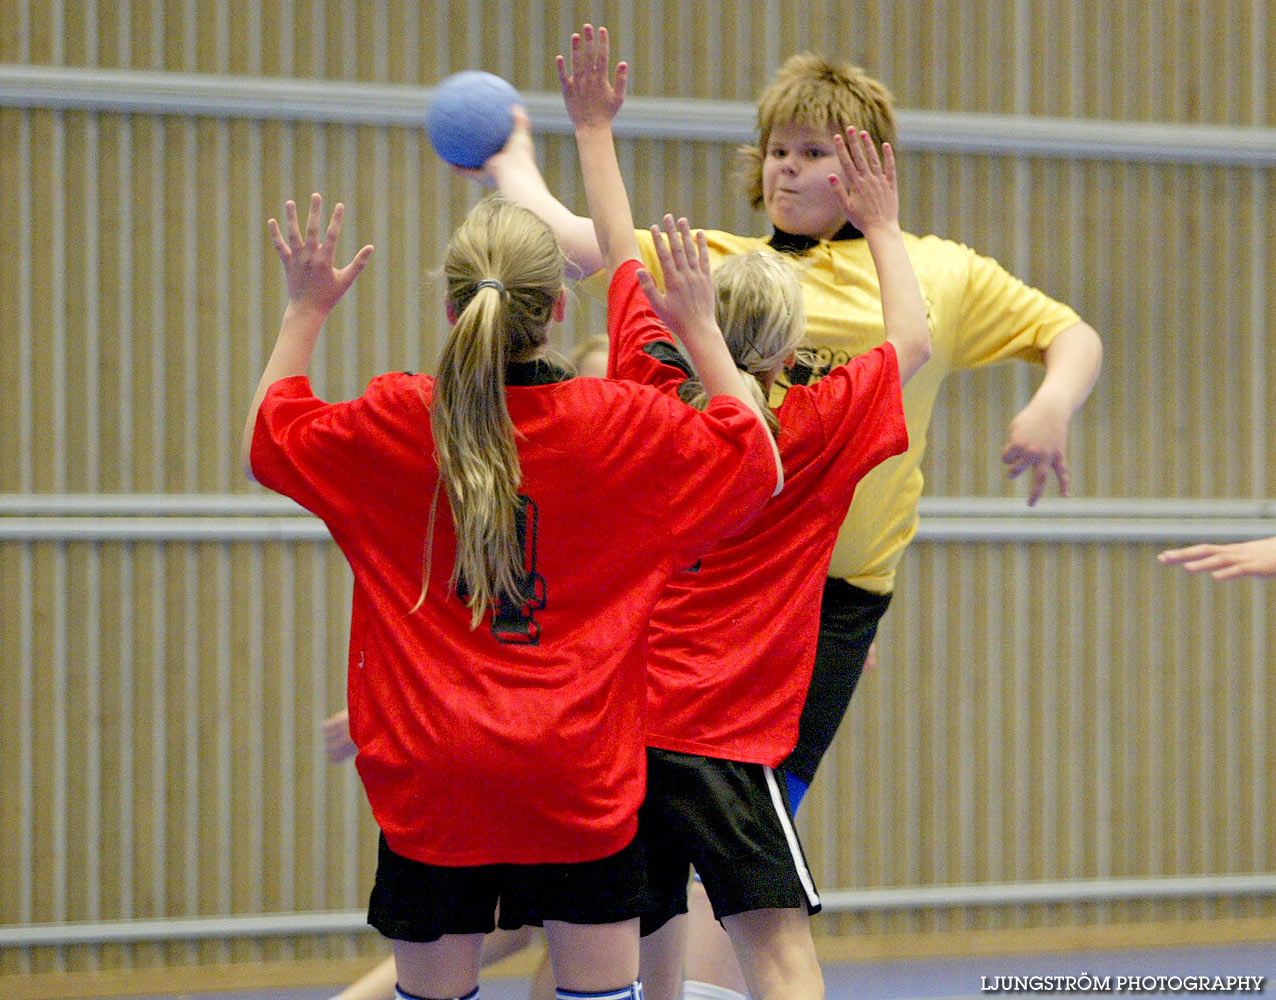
[1001,320,1103,504]
[241,194,374,481]
[828,128,931,383]
[463,108,604,280]
[637,216,784,495]
[555,25,780,492]
[557,24,639,274]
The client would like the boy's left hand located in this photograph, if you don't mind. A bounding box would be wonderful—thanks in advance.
[1002,396,1070,505]
[557,23,628,130]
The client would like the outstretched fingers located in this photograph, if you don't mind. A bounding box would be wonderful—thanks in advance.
[267,216,291,264]
[613,60,629,102]
[283,199,304,249]
[339,242,376,285]
[268,193,373,310]
[558,23,627,118]
[664,215,689,272]
[322,201,346,254]
[592,23,608,71]
[855,127,886,177]
[304,192,323,249]
[635,265,661,305]
[879,140,896,187]
[836,128,867,179]
[693,226,710,276]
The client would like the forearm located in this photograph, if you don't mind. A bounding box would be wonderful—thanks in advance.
[241,304,326,480]
[574,123,641,273]
[864,223,931,382]
[1034,321,1103,413]
[487,156,603,279]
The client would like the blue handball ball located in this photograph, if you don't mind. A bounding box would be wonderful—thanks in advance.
[426,71,521,169]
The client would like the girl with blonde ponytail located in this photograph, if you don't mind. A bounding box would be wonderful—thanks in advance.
[562,26,929,1000]
[243,190,777,1000]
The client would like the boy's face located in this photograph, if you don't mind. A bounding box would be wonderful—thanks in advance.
[762,121,848,241]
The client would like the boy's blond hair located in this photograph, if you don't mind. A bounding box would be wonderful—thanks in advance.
[740,53,897,211]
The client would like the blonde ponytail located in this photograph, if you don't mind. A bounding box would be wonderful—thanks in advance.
[424,197,565,627]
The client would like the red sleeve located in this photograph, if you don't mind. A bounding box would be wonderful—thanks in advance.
[250,375,367,522]
[789,343,909,503]
[605,260,693,395]
[655,392,776,567]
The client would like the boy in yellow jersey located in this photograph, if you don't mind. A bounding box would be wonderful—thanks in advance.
[471,52,1102,1000]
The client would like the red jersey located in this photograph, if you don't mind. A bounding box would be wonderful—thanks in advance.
[251,360,774,865]
[607,260,908,766]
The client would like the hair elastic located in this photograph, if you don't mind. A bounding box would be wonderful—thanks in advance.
[476,278,506,294]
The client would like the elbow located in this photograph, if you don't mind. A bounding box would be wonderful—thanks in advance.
[1047,321,1104,389]
[1058,321,1103,366]
[241,451,258,484]
[915,335,933,369]
[896,333,931,385]
[1087,324,1104,371]
[240,423,258,483]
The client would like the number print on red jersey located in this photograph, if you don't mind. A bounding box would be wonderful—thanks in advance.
[490,494,546,644]
[458,494,546,645]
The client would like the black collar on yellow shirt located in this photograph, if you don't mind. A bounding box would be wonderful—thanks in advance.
[768,221,863,255]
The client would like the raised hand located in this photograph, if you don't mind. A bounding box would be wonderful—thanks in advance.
[452,105,536,187]
[268,193,373,318]
[556,23,628,130]
[635,215,718,343]
[828,128,898,235]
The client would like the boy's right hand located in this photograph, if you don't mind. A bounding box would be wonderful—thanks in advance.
[556,23,628,130]
[452,106,537,188]
[829,128,899,235]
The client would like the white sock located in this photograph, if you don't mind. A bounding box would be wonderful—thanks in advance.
[683,981,746,1000]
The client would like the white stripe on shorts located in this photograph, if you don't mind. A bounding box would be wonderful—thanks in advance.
[763,766,821,909]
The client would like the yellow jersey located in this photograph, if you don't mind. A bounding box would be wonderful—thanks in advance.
[587,229,1081,592]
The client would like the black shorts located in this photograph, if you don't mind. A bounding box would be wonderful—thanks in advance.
[368,832,652,942]
[780,579,892,786]
[636,748,821,936]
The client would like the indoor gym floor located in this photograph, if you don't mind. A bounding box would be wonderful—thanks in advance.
[84,939,1276,1000]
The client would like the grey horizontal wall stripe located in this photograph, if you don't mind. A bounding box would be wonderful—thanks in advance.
[3,64,1276,166]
